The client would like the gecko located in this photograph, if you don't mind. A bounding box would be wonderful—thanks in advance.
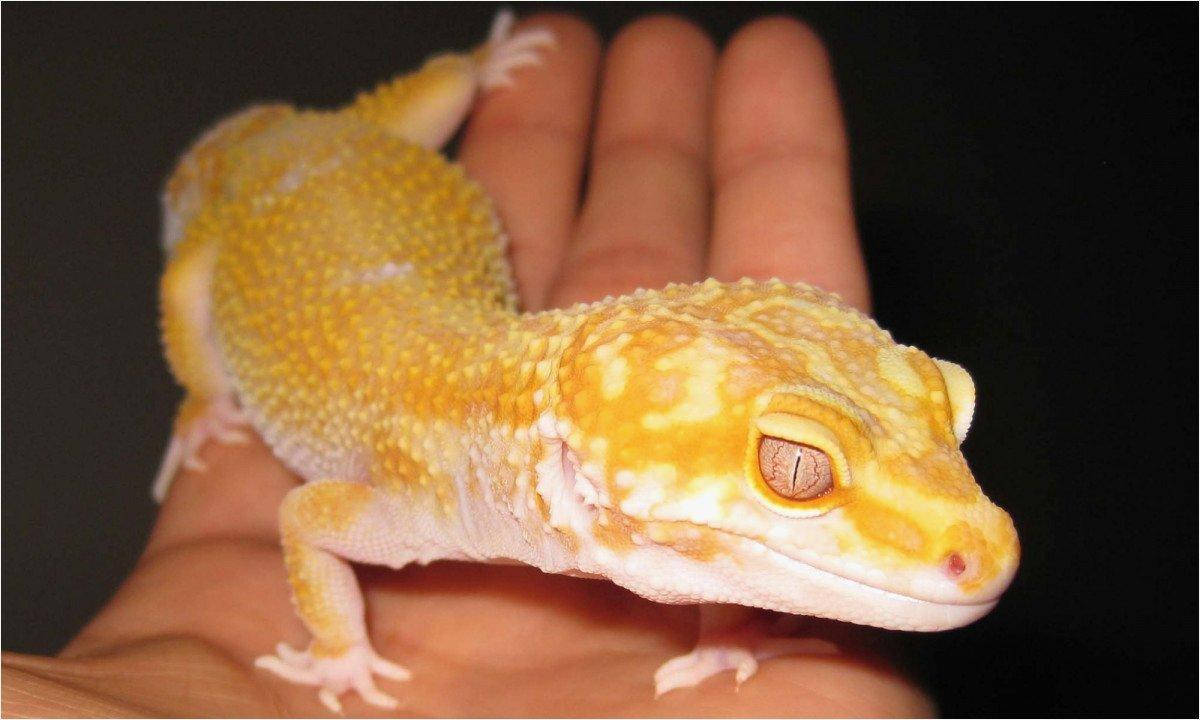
[153,11,1019,713]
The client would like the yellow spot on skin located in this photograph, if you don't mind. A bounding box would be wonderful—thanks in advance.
[641,349,726,430]
[876,346,925,397]
[601,355,629,400]
[642,521,724,561]
[843,497,928,556]
[282,482,373,535]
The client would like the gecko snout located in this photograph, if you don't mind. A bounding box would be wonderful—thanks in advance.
[934,520,1010,593]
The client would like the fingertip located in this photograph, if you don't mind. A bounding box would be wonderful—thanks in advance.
[714,15,847,180]
[723,16,832,71]
[607,14,717,71]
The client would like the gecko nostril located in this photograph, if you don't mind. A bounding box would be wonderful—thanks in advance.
[945,552,967,578]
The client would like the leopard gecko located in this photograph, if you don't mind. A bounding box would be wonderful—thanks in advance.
[153,12,1019,713]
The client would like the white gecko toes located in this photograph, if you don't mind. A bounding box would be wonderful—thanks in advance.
[152,395,250,502]
[653,636,841,696]
[654,645,758,696]
[255,640,409,714]
[478,10,556,90]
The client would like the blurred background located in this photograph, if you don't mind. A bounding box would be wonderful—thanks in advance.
[3,4,1195,716]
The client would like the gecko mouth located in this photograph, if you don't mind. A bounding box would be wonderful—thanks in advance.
[659,518,1010,610]
[664,521,1005,631]
[752,536,1002,631]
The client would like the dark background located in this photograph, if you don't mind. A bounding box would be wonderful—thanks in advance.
[3,4,1195,716]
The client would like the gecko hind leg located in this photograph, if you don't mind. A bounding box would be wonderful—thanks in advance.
[151,395,249,502]
[255,481,417,713]
[350,10,555,149]
[154,230,250,502]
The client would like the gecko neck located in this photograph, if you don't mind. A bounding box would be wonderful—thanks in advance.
[363,303,593,565]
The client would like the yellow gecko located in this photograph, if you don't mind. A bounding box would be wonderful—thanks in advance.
[154,12,1019,713]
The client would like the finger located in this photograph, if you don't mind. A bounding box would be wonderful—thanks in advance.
[459,14,601,311]
[708,18,870,311]
[548,16,715,307]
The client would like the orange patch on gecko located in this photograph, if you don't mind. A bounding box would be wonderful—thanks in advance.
[281,542,356,656]
[841,497,930,559]
[645,522,728,561]
[591,511,643,553]
[939,520,1007,593]
[282,482,374,534]
[880,447,979,502]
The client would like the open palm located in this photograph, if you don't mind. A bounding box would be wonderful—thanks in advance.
[3,14,931,717]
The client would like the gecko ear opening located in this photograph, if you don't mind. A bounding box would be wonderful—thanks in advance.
[933,358,976,444]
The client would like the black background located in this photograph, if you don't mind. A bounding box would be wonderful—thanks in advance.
[3,4,1195,716]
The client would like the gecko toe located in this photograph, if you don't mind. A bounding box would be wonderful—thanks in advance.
[256,639,409,712]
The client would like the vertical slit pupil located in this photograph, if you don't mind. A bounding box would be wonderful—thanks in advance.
[758,436,834,501]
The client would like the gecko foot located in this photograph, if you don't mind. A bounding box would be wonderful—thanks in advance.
[655,645,758,696]
[255,640,411,714]
[151,395,249,502]
[654,635,840,696]
[476,9,556,89]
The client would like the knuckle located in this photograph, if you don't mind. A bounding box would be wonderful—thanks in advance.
[591,134,707,177]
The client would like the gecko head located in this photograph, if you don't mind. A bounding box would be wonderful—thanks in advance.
[545,280,1019,631]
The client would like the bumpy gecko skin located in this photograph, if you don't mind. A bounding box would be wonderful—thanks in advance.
[156,12,1018,711]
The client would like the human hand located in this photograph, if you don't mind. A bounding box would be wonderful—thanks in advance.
[2,14,928,717]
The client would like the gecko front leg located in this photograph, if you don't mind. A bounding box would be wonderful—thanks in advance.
[255,481,416,714]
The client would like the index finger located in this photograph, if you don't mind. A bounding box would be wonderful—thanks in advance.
[706,18,870,311]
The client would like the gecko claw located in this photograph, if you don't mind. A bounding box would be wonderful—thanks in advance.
[181,454,207,473]
[317,688,341,714]
[371,654,413,682]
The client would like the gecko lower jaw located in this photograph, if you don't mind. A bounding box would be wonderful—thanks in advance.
[720,534,1006,630]
[658,520,1012,626]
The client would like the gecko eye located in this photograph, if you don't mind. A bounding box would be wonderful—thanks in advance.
[746,409,854,517]
[757,436,834,501]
